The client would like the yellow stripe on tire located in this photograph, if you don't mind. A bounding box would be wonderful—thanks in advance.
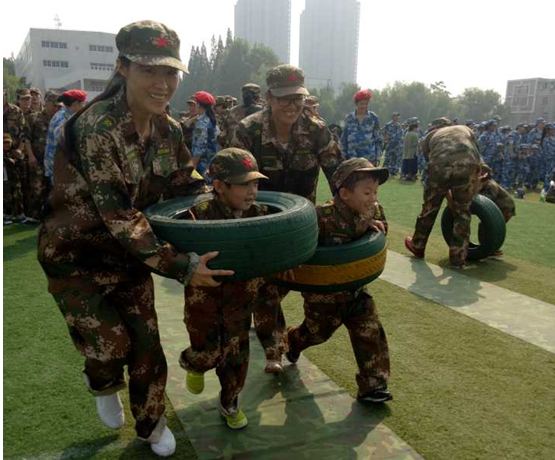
[291,245,388,286]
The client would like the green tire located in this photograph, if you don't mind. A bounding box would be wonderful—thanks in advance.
[144,191,318,281]
[440,194,506,261]
[271,231,388,293]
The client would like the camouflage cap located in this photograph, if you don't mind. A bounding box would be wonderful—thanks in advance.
[520,143,530,149]
[242,83,261,95]
[44,91,60,103]
[531,144,540,150]
[392,111,401,117]
[306,95,319,106]
[492,115,502,121]
[545,123,555,130]
[266,64,309,98]
[332,158,389,191]
[116,20,188,73]
[215,96,227,106]
[209,148,269,185]
[29,87,41,95]
[16,88,32,98]
[485,119,498,128]
[3,132,13,143]
[431,117,452,128]
[536,117,546,124]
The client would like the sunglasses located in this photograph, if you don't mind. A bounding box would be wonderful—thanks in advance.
[276,96,306,108]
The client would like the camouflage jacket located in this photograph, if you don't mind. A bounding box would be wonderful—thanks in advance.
[383,120,403,149]
[218,103,263,148]
[527,128,542,148]
[185,196,267,320]
[303,196,387,303]
[341,111,383,159]
[27,109,54,162]
[38,87,204,293]
[477,130,499,163]
[230,107,343,203]
[423,125,482,166]
[179,114,197,150]
[3,102,28,147]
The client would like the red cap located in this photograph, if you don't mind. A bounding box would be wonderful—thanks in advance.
[354,89,372,103]
[62,89,87,102]
[193,91,215,106]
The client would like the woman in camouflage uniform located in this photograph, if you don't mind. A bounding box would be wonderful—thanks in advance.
[37,21,233,457]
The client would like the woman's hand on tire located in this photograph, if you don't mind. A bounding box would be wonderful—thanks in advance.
[369,219,386,234]
[190,252,234,287]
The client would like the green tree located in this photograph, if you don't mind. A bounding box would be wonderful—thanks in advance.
[333,82,361,124]
[3,57,25,102]
[456,88,509,122]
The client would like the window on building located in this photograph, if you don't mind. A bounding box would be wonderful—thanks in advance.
[542,97,549,106]
[90,62,115,71]
[43,60,69,68]
[60,42,67,49]
[41,40,67,49]
[106,46,114,53]
[89,44,114,53]
[41,41,48,48]
[84,79,107,92]
[89,44,97,51]
[514,85,529,97]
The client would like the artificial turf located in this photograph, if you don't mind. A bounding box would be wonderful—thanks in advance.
[3,178,555,459]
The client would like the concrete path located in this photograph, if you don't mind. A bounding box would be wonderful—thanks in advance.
[381,251,555,354]
[154,276,422,460]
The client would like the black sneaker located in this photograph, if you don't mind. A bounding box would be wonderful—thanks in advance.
[357,389,393,404]
[285,349,300,364]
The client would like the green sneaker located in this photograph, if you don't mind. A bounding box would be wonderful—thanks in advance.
[220,408,248,430]
[186,372,204,395]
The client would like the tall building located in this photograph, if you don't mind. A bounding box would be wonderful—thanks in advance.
[15,28,118,100]
[235,0,291,64]
[299,0,360,92]
[505,78,555,126]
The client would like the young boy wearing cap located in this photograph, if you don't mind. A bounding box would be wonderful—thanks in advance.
[179,148,269,429]
[286,157,392,404]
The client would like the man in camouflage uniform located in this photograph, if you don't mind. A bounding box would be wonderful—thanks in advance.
[26,91,60,219]
[179,97,199,151]
[16,87,34,117]
[516,143,531,188]
[214,96,228,130]
[478,119,498,169]
[405,118,482,268]
[37,21,227,453]
[502,124,525,190]
[3,132,25,221]
[4,88,30,221]
[30,87,43,113]
[383,112,403,175]
[230,64,343,372]
[180,148,268,429]
[218,83,263,148]
[287,158,392,403]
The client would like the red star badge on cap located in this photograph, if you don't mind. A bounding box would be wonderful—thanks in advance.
[156,35,169,48]
[287,73,297,82]
[242,158,254,169]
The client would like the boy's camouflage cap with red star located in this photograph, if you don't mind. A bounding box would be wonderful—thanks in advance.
[209,148,269,185]
[332,158,389,191]
[116,20,188,74]
[266,65,309,98]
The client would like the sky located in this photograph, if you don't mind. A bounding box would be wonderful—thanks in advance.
[2,0,554,98]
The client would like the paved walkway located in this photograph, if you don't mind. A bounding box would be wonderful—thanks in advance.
[381,251,555,354]
[154,276,422,460]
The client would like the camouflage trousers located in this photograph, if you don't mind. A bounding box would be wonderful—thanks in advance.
[412,160,480,265]
[480,179,516,223]
[3,159,25,217]
[288,291,390,396]
[254,281,288,361]
[383,146,402,175]
[515,158,530,186]
[180,283,253,414]
[501,157,517,190]
[52,275,167,440]
[26,162,48,219]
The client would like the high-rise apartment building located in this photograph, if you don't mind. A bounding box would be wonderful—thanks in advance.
[15,28,118,100]
[299,0,360,92]
[234,0,291,64]
[505,78,555,126]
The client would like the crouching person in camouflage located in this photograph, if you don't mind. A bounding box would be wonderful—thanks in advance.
[287,158,392,403]
[405,118,482,268]
[37,21,233,457]
[179,149,268,430]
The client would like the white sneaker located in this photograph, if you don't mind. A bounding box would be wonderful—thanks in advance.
[150,426,176,457]
[95,392,125,429]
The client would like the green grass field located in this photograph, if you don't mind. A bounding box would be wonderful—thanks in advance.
[3,178,555,459]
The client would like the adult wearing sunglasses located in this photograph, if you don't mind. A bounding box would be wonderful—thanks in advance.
[230,64,343,374]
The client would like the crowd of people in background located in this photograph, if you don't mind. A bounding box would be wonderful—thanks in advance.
[5,74,555,228]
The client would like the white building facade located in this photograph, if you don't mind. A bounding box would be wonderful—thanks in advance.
[15,28,118,100]
[505,78,555,126]
[235,0,291,64]
[299,0,360,92]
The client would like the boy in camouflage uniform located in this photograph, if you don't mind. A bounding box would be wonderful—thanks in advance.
[405,118,482,268]
[179,148,268,430]
[287,158,392,404]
